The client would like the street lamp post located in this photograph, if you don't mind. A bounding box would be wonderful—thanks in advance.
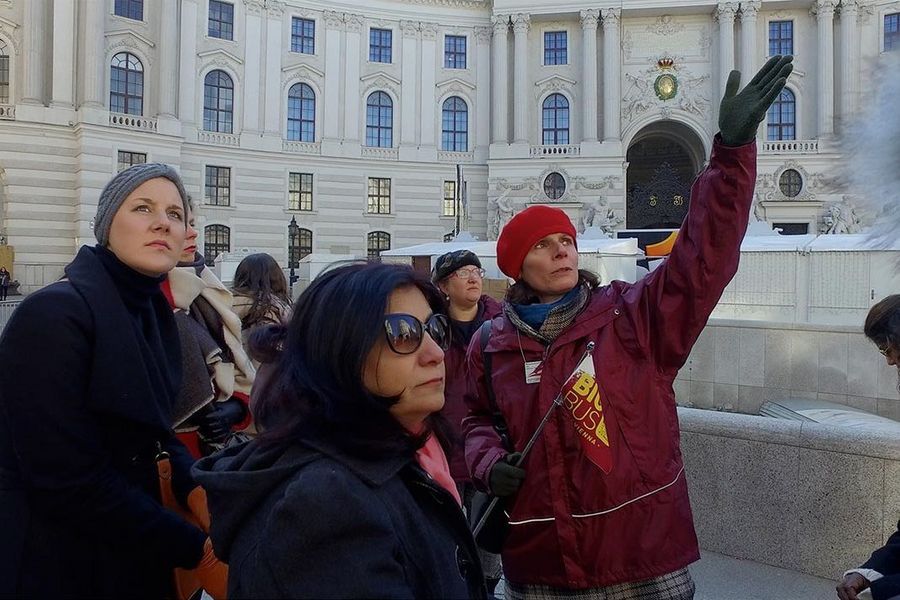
[287,215,300,296]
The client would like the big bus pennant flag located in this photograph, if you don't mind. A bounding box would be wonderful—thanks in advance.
[562,353,613,474]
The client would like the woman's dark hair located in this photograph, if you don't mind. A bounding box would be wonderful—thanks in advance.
[233,253,291,328]
[249,261,451,458]
[505,269,599,305]
[865,294,900,352]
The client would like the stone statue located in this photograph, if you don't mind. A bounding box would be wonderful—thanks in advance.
[488,188,514,240]
[581,196,623,237]
[821,197,862,235]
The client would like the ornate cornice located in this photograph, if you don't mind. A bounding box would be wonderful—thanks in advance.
[344,13,363,33]
[401,20,419,38]
[323,10,344,30]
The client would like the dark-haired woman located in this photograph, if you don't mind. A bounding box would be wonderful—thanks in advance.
[230,253,291,347]
[194,261,487,599]
[0,164,226,598]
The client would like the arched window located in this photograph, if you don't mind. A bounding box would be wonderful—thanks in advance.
[767,88,796,141]
[441,96,468,152]
[203,70,234,133]
[0,39,9,104]
[542,93,569,145]
[365,91,393,148]
[287,83,315,142]
[110,52,144,116]
[289,227,313,266]
[367,231,391,260]
[203,224,231,266]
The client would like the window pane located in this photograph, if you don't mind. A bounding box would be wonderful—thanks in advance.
[204,225,231,266]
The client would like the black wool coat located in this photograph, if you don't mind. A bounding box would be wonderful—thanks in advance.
[194,436,488,599]
[0,246,206,599]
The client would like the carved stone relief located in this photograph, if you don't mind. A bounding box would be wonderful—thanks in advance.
[621,59,710,125]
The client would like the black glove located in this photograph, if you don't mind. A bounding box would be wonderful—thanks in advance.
[718,54,794,146]
[489,452,526,497]
[199,398,246,443]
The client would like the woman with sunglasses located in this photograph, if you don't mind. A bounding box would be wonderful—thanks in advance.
[194,261,487,599]
[431,250,503,593]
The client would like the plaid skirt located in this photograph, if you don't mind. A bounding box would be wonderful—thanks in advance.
[505,567,695,600]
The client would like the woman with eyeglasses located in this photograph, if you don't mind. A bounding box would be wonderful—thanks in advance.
[431,250,503,592]
[193,261,488,599]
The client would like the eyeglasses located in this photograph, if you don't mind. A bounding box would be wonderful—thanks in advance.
[879,345,894,357]
[451,267,486,280]
[383,313,451,355]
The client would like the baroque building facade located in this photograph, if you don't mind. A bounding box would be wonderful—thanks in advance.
[0,0,895,291]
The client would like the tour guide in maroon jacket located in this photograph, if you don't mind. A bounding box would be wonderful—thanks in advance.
[463,55,794,599]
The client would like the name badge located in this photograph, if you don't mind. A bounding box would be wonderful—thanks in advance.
[524,360,543,384]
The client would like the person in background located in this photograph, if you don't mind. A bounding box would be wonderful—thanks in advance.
[837,295,900,600]
[431,249,503,593]
[194,262,486,599]
[231,253,291,354]
[463,56,793,600]
[0,163,226,598]
[0,267,10,301]
[162,201,256,457]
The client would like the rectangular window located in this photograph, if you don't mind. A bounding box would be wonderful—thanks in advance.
[442,181,456,217]
[886,13,900,51]
[208,1,234,40]
[0,55,8,104]
[289,172,314,211]
[444,35,467,69]
[369,28,392,63]
[117,151,147,172]
[291,17,316,54]
[114,0,143,20]
[768,20,793,56]
[205,166,232,207]
[544,31,568,65]
[367,177,391,214]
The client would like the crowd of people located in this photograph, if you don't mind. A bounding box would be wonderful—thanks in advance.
[1,53,894,600]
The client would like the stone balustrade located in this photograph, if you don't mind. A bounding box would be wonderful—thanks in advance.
[108,113,158,132]
[761,140,819,154]
[282,140,321,155]
[198,130,240,146]
[0,105,15,120]
[437,150,474,163]
[361,146,399,160]
[529,144,581,157]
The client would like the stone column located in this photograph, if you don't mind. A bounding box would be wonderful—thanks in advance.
[242,1,264,131]
[815,0,836,137]
[80,0,105,107]
[23,0,46,104]
[263,2,284,134]
[839,0,859,127]
[739,1,760,81]
[400,21,419,148]
[716,3,737,100]
[475,26,492,149]
[420,23,438,149]
[512,13,530,144]
[491,15,509,144]
[602,8,622,142]
[51,0,75,107]
[178,0,199,123]
[158,0,179,117]
[343,15,363,142]
[322,11,343,141]
[581,9,599,142]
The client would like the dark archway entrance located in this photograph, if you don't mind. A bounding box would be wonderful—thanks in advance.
[625,122,706,229]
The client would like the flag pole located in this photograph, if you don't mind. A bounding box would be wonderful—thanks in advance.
[473,341,595,538]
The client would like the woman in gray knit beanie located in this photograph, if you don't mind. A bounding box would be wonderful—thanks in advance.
[0,163,228,598]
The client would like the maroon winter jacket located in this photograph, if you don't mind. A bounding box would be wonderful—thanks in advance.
[463,137,756,589]
[441,295,503,481]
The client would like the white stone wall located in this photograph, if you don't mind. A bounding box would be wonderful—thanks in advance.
[675,318,900,419]
[0,0,894,291]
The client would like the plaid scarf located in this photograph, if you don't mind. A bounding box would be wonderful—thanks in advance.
[505,282,591,344]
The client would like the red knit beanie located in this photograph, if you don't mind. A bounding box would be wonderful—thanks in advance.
[496,205,577,279]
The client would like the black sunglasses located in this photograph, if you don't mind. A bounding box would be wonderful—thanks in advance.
[383,313,451,355]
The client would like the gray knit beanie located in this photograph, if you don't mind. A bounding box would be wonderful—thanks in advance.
[94,162,189,246]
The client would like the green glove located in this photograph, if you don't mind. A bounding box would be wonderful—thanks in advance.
[718,54,794,147]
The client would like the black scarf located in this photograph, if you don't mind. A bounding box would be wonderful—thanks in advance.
[87,246,182,428]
